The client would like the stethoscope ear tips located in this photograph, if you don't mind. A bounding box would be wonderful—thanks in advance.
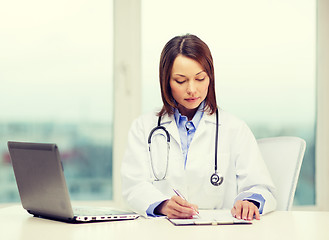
[210,173,224,186]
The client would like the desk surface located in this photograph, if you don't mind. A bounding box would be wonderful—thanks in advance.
[1,204,328,240]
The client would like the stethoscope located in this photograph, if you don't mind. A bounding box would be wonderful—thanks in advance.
[148,108,224,186]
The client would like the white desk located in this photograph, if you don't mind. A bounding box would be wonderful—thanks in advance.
[1,204,328,240]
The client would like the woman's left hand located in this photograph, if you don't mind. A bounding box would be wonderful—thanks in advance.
[231,200,260,221]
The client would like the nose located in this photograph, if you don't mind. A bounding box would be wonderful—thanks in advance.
[187,81,196,94]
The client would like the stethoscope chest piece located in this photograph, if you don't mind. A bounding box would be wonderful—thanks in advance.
[210,172,224,186]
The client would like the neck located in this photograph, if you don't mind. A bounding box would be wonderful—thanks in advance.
[177,106,198,121]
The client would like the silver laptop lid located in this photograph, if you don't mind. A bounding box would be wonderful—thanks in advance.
[8,141,75,221]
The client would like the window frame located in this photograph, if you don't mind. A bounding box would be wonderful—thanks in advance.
[112,0,142,207]
[314,0,329,211]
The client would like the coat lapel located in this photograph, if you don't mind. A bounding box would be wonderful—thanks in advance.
[192,110,220,142]
[160,113,181,147]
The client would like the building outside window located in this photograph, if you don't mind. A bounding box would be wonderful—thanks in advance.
[0,0,113,202]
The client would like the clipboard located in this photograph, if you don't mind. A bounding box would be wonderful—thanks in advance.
[168,210,252,226]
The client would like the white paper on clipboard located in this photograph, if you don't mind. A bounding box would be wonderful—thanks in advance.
[168,210,252,226]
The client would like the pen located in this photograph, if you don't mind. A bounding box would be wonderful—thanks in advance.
[173,189,200,218]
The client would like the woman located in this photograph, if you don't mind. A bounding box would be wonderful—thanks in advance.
[121,34,276,221]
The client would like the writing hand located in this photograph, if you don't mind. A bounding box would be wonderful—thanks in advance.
[155,196,199,219]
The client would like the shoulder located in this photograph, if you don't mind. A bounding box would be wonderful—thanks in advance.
[219,109,258,148]
[126,110,160,142]
[135,110,158,122]
[130,108,162,131]
[219,109,248,128]
[218,109,255,140]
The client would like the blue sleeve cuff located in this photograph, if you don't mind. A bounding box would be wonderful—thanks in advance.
[243,193,265,214]
[146,201,166,217]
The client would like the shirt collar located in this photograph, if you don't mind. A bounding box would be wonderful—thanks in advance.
[174,101,205,128]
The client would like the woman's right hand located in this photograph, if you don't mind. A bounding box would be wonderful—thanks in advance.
[155,196,199,219]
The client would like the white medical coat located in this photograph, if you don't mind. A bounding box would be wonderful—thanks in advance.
[121,109,276,217]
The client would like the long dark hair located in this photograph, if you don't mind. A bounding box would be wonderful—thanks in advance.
[158,34,217,116]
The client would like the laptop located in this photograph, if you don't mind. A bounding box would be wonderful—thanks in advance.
[8,141,139,223]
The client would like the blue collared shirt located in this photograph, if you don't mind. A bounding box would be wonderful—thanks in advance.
[173,102,205,168]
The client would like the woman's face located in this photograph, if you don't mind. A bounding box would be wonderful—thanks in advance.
[170,55,210,119]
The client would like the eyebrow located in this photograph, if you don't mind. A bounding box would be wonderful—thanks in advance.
[196,70,205,75]
[173,70,205,77]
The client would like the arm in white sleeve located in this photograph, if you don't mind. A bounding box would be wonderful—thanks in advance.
[233,122,277,214]
[121,115,170,216]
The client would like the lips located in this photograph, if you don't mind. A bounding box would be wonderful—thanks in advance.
[185,97,200,102]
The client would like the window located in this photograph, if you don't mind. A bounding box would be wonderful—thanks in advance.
[0,0,113,202]
[141,0,316,206]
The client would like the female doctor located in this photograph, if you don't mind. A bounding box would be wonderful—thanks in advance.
[121,34,276,221]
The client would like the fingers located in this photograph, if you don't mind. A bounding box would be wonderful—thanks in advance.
[253,206,260,220]
[231,200,260,221]
[191,203,199,213]
[162,196,199,219]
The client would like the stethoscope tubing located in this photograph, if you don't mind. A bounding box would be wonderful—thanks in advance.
[148,108,223,186]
